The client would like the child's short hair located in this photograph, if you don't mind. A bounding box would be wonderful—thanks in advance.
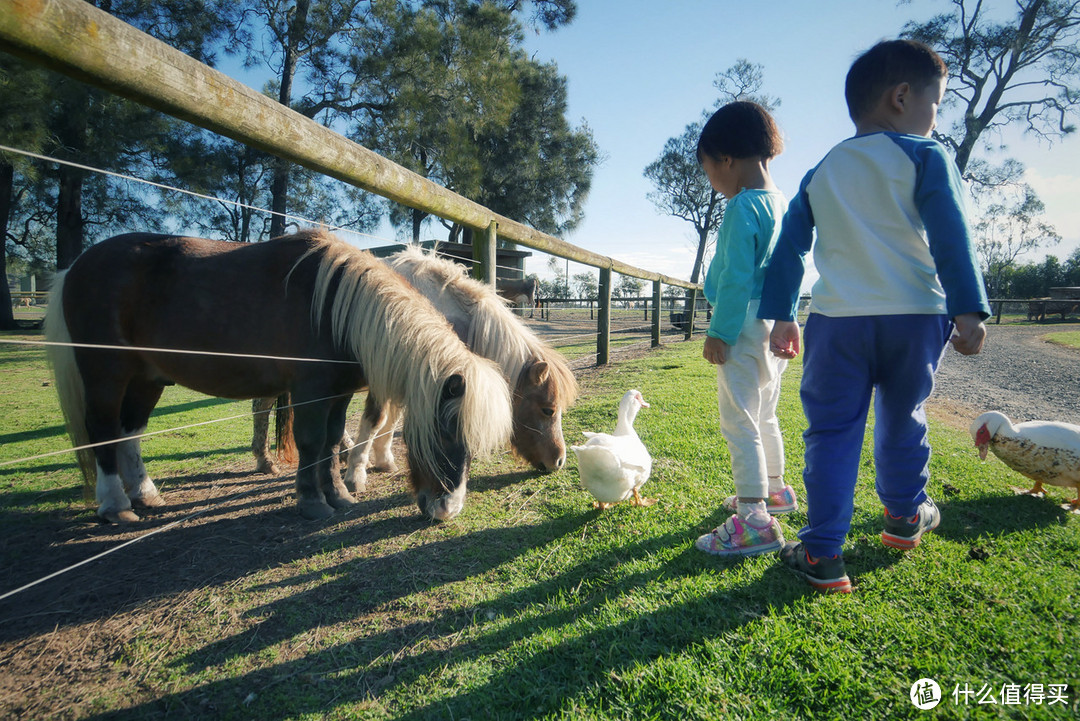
[696,101,784,162]
[845,39,948,122]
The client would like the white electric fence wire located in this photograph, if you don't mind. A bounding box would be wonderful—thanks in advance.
[0,143,398,247]
[0,337,360,365]
[0,391,359,469]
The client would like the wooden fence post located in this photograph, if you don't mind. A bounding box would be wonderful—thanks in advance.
[684,288,699,340]
[597,266,612,365]
[472,220,496,286]
[651,280,662,347]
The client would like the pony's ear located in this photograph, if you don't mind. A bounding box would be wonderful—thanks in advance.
[442,373,466,400]
[528,361,550,385]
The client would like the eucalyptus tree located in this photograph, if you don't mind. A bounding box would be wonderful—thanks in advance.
[466,58,599,241]
[902,0,1080,275]
[644,59,778,285]
[351,0,592,242]
[902,0,1080,176]
[27,0,242,268]
[240,0,381,239]
[972,184,1061,297]
[643,121,718,287]
[0,55,48,329]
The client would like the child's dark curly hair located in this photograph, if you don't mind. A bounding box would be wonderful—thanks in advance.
[696,101,784,163]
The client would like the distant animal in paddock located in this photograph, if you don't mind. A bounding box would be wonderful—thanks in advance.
[496,276,539,317]
[253,246,579,492]
[46,230,511,524]
[1027,299,1080,322]
[17,296,33,309]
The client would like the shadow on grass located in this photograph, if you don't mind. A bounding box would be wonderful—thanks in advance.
[18,464,1065,720]
[0,396,241,449]
[933,492,1073,539]
[42,459,817,721]
[77,514,812,720]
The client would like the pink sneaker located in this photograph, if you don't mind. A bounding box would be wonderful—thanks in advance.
[722,485,798,515]
[695,514,785,557]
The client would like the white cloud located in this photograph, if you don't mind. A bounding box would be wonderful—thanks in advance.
[1023,167,1080,259]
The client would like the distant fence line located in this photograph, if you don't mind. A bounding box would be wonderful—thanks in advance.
[0,0,703,364]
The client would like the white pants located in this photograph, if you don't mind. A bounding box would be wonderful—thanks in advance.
[715,299,787,499]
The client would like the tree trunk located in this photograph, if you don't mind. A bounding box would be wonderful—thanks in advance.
[690,191,719,284]
[411,207,423,242]
[268,0,310,240]
[56,166,85,270]
[0,161,16,330]
[691,225,709,285]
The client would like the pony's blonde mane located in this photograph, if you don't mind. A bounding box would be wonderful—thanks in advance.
[389,245,578,407]
[293,231,511,470]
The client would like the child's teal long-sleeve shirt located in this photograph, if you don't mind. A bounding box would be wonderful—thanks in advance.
[703,189,788,344]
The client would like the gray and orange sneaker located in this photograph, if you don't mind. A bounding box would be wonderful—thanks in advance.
[881,497,941,550]
[779,541,852,594]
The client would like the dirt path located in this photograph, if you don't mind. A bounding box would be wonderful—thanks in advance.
[929,322,1080,429]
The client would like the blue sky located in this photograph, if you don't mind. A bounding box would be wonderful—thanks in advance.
[518,0,1080,282]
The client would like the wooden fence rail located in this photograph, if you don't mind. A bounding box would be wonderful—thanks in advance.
[0,0,702,363]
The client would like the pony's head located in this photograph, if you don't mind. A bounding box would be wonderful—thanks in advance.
[387,245,579,474]
[300,232,512,522]
[409,373,470,520]
[511,351,578,472]
[403,356,510,521]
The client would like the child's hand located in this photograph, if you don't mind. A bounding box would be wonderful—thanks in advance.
[703,335,729,365]
[770,321,801,359]
[950,313,986,355]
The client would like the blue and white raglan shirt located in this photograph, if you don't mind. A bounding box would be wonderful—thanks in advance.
[704,189,788,345]
[758,133,990,322]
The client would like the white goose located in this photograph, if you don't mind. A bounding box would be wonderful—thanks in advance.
[970,411,1080,509]
[572,389,655,509]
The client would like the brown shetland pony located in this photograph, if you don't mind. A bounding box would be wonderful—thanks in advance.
[252,246,578,489]
[45,230,511,523]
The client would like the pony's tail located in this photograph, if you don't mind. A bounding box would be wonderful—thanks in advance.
[275,392,297,465]
[43,272,96,497]
[458,357,513,460]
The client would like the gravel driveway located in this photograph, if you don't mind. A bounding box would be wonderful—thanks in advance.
[932,322,1080,426]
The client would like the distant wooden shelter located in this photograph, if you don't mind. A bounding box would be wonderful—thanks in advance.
[367,241,532,280]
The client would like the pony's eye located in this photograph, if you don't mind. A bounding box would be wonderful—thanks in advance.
[542,408,555,417]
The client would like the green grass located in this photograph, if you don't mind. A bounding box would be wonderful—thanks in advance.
[1045,331,1080,351]
[2,329,1078,719]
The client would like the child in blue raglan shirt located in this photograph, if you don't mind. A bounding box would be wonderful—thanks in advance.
[692,101,797,558]
[758,40,990,593]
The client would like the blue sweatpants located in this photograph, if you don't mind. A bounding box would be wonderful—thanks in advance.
[798,313,952,558]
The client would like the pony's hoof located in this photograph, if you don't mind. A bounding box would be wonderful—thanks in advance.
[256,459,279,475]
[372,461,398,473]
[131,494,165,508]
[344,471,367,495]
[99,508,141,523]
[327,491,357,509]
[298,500,335,520]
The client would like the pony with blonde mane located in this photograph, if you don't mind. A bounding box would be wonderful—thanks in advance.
[46,230,511,523]
[345,245,577,491]
[251,246,579,491]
